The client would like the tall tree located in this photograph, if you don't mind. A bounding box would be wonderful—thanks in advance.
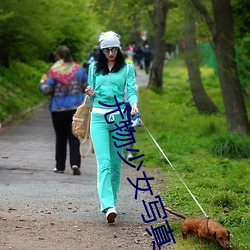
[191,0,250,134]
[148,0,176,89]
[184,1,218,114]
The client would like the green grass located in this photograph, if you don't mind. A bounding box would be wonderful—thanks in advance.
[0,60,50,123]
[135,59,250,250]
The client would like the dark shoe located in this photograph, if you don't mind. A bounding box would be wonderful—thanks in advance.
[72,165,81,175]
[106,207,117,223]
[53,168,64,173]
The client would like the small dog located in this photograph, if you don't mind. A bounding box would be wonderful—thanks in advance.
[164,207,231,249]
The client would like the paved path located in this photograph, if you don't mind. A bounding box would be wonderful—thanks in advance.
[0,71,174,249]
[135,69,149,88]
[0,102,151,223]
[0,68,150,220]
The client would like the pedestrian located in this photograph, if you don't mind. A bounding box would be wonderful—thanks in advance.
[39,45,88,175]
[134,44,144,69]
[85,46,100,72]
[85,31,138,223]
[88,46,99,64]
[143,44,152,74]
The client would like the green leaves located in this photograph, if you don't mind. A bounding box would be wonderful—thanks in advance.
[0,0,99,66]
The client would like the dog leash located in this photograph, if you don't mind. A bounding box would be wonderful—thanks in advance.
[139,118,209,218]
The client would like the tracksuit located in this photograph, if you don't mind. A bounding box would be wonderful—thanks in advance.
[88,62,137,212]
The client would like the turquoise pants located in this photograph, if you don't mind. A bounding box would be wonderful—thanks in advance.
[90,111,126,212]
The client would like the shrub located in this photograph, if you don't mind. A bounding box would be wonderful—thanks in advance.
[210,135,250,159]
[210,191,237,209]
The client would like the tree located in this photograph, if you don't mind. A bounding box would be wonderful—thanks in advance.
[184,1,218,114]
[91,0,155,48]
[0,0,98,66]
[148,0,177,89]
[0,0,58,66]
[191,0,250,134]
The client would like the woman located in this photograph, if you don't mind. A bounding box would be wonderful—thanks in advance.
[85,31,138,223]
[39,45,88,175]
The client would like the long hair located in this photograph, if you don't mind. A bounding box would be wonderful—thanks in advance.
[95,48,126,75]
[54,45,73,63]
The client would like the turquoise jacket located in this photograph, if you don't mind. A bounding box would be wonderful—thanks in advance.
[87,62,138,109]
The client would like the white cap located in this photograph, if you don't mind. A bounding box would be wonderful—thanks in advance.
[99,31,121,49]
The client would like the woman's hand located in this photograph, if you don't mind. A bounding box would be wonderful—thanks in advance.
[85,86,95,97]
[131,103,138,116]
[40,74,47,83]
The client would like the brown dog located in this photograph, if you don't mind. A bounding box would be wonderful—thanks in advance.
[164,207,231,249]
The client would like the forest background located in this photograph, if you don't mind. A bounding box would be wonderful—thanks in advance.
[0,0,249,249]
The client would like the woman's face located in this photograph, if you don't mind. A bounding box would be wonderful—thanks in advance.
[102,47,118,61]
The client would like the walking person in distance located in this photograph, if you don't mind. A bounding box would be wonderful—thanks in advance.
[39,45,88,175]
[143,44,152,74]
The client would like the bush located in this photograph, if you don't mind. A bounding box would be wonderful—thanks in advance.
[210,192,237,209]
[210,135,250,159]
[0,60,49,123]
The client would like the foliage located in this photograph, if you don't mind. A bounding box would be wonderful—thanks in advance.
[232,0,250,95]
[0,0,100,66]
[210,134,250,159]
[164,0,213,46]
[236,37,250,95]
[0,60,49,122]
[134,58,250,249]
[165,2,184,44]
[92,0,155,46]
[232,0,250,39]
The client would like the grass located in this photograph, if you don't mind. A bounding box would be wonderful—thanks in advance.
[134,58,250,249]
[0,60,50,123]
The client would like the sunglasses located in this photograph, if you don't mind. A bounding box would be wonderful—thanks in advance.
[102,47,119,55]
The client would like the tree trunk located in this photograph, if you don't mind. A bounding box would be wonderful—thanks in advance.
[212,0,250,134]
[191,0,250,134]
[147,0,169,90]
[184,4,218,114]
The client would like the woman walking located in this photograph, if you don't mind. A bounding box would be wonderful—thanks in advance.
[39,45,88,175]
[85,31,138,223]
